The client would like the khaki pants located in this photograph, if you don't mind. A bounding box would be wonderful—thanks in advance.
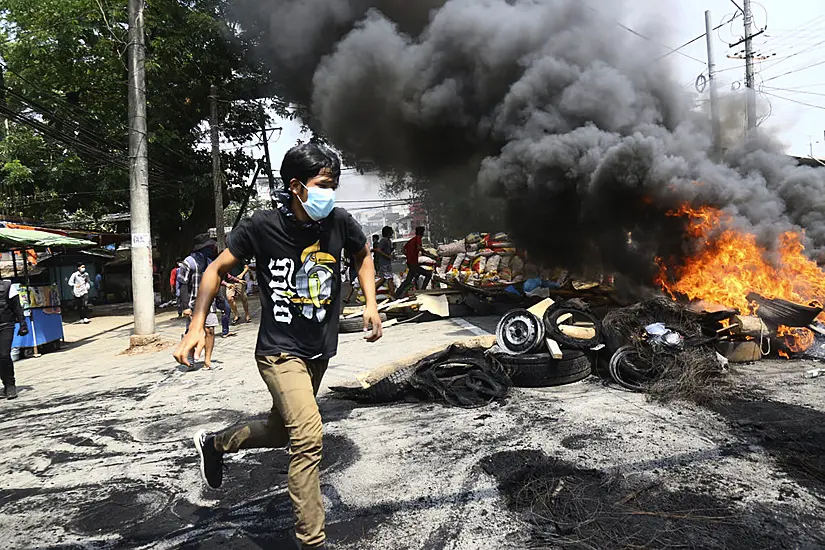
[214,354,328,548]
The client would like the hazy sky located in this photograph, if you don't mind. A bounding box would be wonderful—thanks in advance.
[253,0,825,201]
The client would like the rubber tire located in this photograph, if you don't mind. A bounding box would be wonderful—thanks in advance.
[339,313,387,334]
[543,307,603,350]
[362,362,419,402]
[496,351,592,388]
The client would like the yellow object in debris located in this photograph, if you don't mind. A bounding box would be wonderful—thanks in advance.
[527,298,556,318]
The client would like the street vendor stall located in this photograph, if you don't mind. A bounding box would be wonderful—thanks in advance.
[0,227,96,357]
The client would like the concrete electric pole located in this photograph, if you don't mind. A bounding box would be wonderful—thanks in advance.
[705,10,722,157]
[743,0,757,131]
[127,0,156,341]
[210,85,226,251]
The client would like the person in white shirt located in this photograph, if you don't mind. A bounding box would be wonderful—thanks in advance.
[68,263,92,324]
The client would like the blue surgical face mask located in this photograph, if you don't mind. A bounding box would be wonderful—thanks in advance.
[299,183,336,221]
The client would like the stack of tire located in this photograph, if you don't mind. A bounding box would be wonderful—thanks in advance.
[494,300,601,388]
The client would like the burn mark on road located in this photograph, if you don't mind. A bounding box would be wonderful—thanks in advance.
[709,398,825,497]
[481,449,824,549]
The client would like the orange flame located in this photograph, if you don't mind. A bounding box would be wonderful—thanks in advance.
[657,206,825,314]
[656,205,825,355]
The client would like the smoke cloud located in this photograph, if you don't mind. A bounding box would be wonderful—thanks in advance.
[230,0,825,282]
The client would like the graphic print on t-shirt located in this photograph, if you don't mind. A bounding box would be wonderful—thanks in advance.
[267,240,336,325]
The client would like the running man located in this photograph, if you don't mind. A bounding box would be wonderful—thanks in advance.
[396,226,433,298]
[174,143,382,549]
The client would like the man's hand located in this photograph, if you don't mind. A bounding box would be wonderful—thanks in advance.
[174,327,206,367]
[363,304,383,343]
[17,323,28,337]
[183,308,193,317]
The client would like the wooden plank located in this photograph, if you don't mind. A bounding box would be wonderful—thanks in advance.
[558,325,597,339]
[546,338,563,359]
[556,313,573,325]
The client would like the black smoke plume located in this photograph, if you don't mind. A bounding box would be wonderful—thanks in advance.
[230,0,825,283]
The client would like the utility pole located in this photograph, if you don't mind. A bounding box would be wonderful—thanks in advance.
[127,0,156,341]
[705,10,722,157]
[260,119,276,193]
[743,0,757,132]
[209,85,225,249]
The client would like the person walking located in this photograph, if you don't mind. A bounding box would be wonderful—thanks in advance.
[68,263,91,324]
[0,278,29,399]
[94,271,106,304]
[371,234,380,267]
[225,269,251,324]
[396,226,433,298]
[375,226,396,296]
[178,235,220,370]
[170,259,183,317]
[245,263,256,295]
[174,143,382,550]
[216,280,232,338]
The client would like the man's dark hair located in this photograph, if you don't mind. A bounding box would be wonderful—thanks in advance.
[281,143,341,189]
[382,226,394,237]
[415,226,425,236]
[372,235,380,242]
[77,262,85,269]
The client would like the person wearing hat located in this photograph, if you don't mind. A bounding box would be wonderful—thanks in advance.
[174,143,383,549]
[178,234,220,369]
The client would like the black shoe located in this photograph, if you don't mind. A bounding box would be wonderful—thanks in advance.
[193,430,223,489]
[5,385,17,399]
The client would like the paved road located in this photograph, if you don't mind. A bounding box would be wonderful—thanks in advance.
[1,303,824,549]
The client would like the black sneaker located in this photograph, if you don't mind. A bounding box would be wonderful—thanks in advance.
[5,385,17,399]
[193,430,224,489]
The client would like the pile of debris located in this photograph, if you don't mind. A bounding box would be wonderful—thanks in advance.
[601,297,729,403]
[434,232,611,295]
[333,280,825,407]
[716,292,824,361]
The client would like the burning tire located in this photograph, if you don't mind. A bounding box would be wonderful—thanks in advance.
[496,351,591,387]
[339,313,387,334]
[496,309,545,354]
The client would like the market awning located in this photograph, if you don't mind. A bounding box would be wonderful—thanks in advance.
[0,228,96,250]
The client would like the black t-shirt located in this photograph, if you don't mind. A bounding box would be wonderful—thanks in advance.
[228,207,366,359]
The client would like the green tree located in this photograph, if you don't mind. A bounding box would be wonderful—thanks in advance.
[0,0,288,278]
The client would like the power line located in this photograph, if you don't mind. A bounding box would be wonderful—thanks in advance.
[655,12,743,64]
[758,38,825,75]
[762,86,825,98]
[762,58,825,83]
[583,4,706,65]
[761,91,825,111]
